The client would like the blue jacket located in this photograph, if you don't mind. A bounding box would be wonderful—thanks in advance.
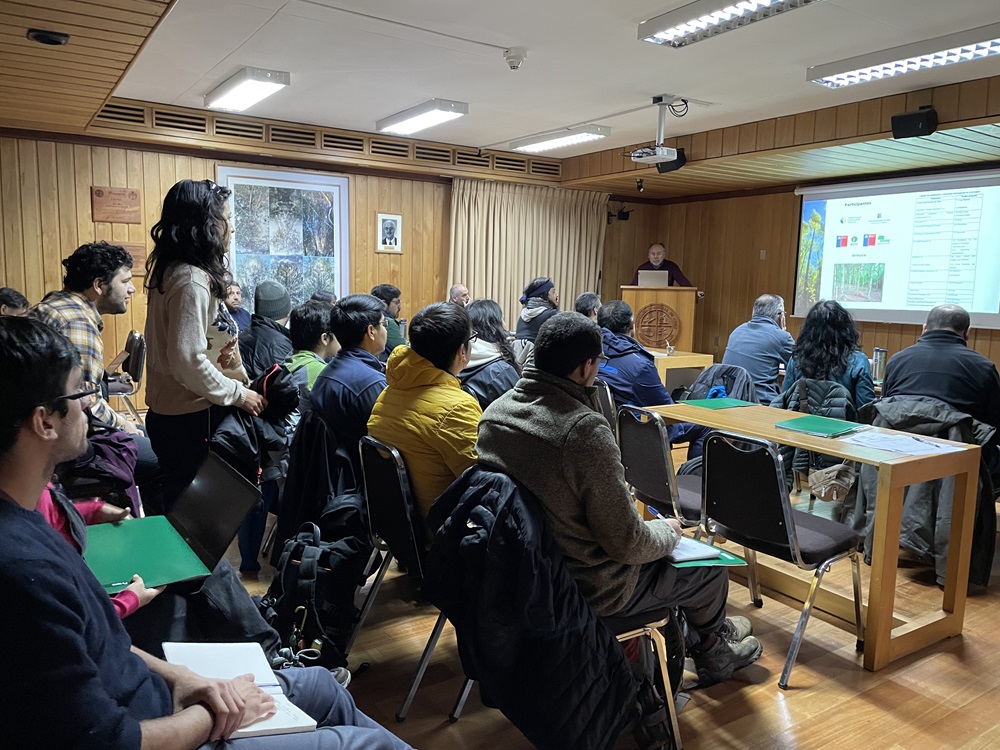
[722,315,794,404]
[783,349,875,409]
[311,348,386,468]
[598,328,674,408]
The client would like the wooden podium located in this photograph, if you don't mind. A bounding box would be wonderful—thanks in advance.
[620,286,697,351]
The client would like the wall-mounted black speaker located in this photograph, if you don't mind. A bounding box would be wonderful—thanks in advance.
[655,147,687,174]
[891,106,938,139]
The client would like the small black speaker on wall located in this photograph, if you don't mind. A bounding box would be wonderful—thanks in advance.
[891,106,938,139]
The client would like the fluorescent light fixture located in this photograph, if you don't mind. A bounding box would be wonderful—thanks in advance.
[376,99,468,135]
[808,23,1000,89]
[204,67,290,111]
[511,125,611,153]
[639,0,825,48]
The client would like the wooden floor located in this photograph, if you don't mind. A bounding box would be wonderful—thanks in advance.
[232,509,1000,749]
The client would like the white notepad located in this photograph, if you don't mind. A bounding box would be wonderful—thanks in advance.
[162,642,317,739]
[666,536,723,563]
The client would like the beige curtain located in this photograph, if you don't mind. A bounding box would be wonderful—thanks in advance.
[448,178,608,326]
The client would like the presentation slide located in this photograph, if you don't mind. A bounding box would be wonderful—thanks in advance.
[794,171,1000,327]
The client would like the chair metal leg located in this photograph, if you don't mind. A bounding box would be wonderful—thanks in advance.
[744,548,763,607]
[647,626,684,750]
[122,394,143,425]
[851,551,865,652]
[396,611,447,722]
[345,550,393,654]
[778,563,829,690]
[449,678,475,721]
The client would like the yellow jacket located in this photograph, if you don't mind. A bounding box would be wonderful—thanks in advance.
[368,346,482,524]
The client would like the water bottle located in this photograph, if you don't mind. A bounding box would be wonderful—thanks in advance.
[872,347,887,381]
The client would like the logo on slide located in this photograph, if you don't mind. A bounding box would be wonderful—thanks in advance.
[836,235,849,247]
[863,234,877,246]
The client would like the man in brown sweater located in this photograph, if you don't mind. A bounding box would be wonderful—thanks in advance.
[476,312,762,685]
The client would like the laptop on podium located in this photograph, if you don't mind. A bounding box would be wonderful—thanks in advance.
[85,452,261,593]
[637,270,671,287]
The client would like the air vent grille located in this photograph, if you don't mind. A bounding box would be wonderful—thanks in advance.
[530,160,561,177]
[414,144,453,164]
[152,110,207,133]
[322,133,365,152]
[493,155,529,173]
[269,126,316,147]
[455,150,490,168]
[370,139,411,159]
[95,102,146,125]
[214,119,265,141]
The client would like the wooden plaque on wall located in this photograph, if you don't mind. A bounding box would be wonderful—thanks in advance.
[91,186,142,224]
[120,242,148,274]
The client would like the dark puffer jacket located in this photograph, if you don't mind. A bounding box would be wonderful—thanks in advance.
[851,395,996,586]
[239,315,293,380]
[424,466,636,750]
[458,358,519,410]
[770,378,856,479]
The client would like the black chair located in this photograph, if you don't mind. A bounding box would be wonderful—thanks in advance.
[357,435,473,722]
[618,405,702,529]
[593,378,618,437]
[702,431,864,690]
[107,330,146,424]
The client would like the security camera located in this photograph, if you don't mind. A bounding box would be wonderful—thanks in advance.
[503,47,527,71]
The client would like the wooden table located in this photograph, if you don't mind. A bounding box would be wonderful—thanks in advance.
[648,402,980,672]
[647,349,714,385]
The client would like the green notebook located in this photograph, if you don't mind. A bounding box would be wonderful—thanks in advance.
[684,398,756,409]
[84,516,211,593]
[774,414,862,438]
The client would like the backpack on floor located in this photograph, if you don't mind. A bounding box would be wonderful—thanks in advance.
[259,500,371,668]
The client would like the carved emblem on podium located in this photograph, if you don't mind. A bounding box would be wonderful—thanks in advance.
[635,303,681,348]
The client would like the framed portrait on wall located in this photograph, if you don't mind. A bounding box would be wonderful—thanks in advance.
[215,165,350,311]
[376,213,402,254]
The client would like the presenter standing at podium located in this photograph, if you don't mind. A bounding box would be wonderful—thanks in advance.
[631,243,704,298]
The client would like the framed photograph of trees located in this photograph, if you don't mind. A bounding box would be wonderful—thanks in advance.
[216,166,350,310]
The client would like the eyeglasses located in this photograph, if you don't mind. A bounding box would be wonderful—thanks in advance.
[597,353,609,362]
[380,318,389,329]
[49,386,100,404]
[466,331,479,345]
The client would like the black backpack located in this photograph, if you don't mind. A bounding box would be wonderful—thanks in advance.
[260,496,372,668]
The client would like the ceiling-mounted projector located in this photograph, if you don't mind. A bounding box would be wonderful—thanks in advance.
[631,145,679,164]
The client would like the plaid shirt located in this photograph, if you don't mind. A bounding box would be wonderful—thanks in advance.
[32,290,128,431]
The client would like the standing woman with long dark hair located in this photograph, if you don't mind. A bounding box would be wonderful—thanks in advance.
[144,179,265,511]
[781,299,875,408]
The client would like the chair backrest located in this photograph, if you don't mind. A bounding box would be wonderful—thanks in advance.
[593,378,618,436]
[617,405,682,519]
[123,330,146,385]
[359,435,426,578]
[702,431,805,566]
[687,363,758,403]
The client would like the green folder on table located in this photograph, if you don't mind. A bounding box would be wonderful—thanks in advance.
[774,414,862,438]
[83,452,260,594]
[684,398,756,409]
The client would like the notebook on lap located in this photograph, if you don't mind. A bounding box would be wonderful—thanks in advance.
[84,452,260,593]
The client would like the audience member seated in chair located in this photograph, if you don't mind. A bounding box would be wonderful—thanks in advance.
[476,312,762,687]
[286,299,340,405]
[32,240,163,514]
[721,293,794,405]
[458,299,520,409]
[0,316,414,750]
[368,303,482,530]
[512,277,560,367]
[597,300,709,459]
[781,300,874,411]
[311,294,389,490]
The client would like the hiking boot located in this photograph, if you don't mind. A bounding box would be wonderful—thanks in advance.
[718,616,753,643]
[694,634,763,685]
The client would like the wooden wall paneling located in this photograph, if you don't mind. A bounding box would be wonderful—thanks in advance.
[36,140,62,293]
[958,79,989,120]
[18,139,43,302]
[0,137,25,294]
[857,99,882,135]
[813,107,838,142]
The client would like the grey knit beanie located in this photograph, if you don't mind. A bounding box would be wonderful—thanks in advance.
[254,280,291,320]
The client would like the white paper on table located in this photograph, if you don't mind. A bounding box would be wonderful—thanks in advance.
[839,431,965,455]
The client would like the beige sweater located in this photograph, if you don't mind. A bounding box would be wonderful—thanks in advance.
[476,367,678,616]
[145,263,248,415]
